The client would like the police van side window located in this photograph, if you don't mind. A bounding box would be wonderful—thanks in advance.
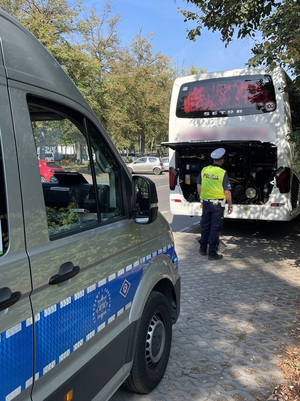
[0,149,8,255]
[28,97,124,238]
[86,121,123,221]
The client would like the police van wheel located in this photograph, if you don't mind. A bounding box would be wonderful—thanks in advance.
[124,291,172,394]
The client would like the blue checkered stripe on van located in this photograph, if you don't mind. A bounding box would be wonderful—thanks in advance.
[0,244,177,401]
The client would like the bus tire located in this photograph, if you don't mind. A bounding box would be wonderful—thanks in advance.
[124,291,172,394]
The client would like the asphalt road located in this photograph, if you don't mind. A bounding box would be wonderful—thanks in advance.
[149,172,200,233]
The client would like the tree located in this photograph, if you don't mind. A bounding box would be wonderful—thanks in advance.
[1,1,178,152]
[75,3,123,126]
[180,0,300,85]
[2,0,123,130]
[0,0,80,59]
[104,32,176,154]
[182,64,206,76]
[180,0,300,143]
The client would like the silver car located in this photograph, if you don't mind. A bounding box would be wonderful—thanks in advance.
[162,157,169,171]
[127,156,164,175]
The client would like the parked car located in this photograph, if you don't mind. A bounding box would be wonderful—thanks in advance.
[127,156,164,175]
[162,157,169,171]
[44,152,55,161]
[38,160,64,182]
[120,153,139,163]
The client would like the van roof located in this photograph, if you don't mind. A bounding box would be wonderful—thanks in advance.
[0,9,90,111]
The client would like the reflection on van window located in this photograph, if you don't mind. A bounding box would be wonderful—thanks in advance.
[28,97,124,238]
[135,177,149,212]
[0,150,8,255]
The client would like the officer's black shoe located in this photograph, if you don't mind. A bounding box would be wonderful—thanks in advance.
[199,249,207,256]
[208,253,223,260]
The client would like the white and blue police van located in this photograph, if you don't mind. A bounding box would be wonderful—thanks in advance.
[0,9,180,401]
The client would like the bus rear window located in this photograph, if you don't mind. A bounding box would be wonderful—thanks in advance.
[176,75,276,118]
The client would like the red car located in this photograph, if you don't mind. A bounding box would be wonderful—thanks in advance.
[38,160,64,182]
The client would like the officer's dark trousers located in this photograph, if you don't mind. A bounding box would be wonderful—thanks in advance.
[199,201,224,255]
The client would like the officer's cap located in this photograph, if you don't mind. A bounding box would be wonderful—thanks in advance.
[210,148,225,160]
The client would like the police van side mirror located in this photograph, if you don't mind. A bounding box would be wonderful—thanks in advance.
[133,176,158,224]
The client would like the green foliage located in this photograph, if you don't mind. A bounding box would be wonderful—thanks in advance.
[104,32,176,154]
[74,4,123,126]
[286,77,300,149]
[180,0,300,83]
[1,0,197,153]
[247,1,300,81]
[2,0,299,150]
[46,203,80,229]
[0,0,80,56]
[184,64,206,76]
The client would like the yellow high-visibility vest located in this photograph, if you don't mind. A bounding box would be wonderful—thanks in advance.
[200,165,226,199]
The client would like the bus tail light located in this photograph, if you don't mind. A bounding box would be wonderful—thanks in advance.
[169,167,178,190]
[275,167,291,193]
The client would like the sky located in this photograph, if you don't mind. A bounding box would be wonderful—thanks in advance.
[85,0,258,74]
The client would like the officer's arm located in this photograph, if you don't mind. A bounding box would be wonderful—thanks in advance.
[197,183,201,198]
[224,190,233,214]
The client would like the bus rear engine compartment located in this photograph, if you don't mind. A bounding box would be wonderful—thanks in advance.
[173,143,278,205]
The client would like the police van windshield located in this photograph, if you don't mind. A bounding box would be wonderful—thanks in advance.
[176,74,276,118]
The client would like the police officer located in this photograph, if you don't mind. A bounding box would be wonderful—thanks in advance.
[197,148,233,260]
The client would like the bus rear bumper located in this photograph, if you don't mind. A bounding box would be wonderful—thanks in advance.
[170,198,299,221]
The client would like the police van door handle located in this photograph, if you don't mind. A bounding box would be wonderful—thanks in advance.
[0,287,22,312]
[49,263,80,285]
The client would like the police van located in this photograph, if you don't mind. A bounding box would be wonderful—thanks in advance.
[0,10,180,401]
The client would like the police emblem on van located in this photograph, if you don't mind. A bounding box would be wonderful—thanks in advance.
[92,288,111,323]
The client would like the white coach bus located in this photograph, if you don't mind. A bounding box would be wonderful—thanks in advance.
[163,67,300,221]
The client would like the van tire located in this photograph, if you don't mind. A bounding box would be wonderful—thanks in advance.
[124,291,172,394]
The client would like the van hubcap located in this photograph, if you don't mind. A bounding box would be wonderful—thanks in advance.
[145,314,166,366]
